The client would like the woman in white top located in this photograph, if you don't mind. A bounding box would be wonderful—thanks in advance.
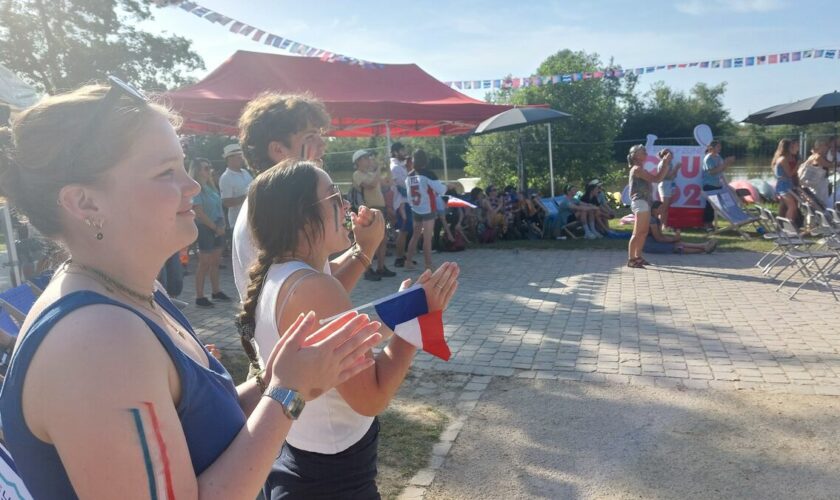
[798,139,832,208]
[238,160,460,499]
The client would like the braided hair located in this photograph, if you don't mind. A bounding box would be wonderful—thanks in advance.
[236,160,325,372]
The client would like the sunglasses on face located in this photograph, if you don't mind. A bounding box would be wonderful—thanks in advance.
[312,189,353,230]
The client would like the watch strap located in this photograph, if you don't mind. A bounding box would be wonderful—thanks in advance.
[264,386,306,420]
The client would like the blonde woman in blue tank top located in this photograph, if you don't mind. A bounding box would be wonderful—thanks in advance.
[0,81,381,498]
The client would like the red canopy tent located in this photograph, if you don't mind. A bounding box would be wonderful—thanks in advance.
[164,50,511,137]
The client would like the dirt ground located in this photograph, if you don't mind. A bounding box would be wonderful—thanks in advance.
[425,378,840,500]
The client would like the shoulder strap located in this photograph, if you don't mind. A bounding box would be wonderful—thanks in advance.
[275,267,319,318]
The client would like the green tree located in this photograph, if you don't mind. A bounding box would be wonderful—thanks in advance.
[464,50,633,194]
[0,0,204,93]
[619,82,735,143]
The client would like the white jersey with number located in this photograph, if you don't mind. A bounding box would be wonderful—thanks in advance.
[405,174,447,215]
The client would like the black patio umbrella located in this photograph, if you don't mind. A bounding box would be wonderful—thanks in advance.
[472,107,572,195]
[741,103,785,125]
[761,91,840,204]
[762,91,840,126]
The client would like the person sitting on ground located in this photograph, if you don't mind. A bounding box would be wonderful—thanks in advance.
[189,157,232,307]
[242,160,459,498]
[352,149,396,281]
[579,181,612,235]
[483,185,508,237]
[628,145,673,268]
[773,138,799,221]
[557,184,602,239]
[799,139,832,209]
[0,80,381,498]
[645,201,717,254]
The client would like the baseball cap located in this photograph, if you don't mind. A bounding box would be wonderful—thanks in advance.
[352,149,373,163]
[223,143,242,158]
[587,179,602,187]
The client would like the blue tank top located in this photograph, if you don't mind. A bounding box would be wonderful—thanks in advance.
[0,291,246,499]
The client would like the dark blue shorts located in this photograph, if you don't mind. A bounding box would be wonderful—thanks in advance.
[395,203,413,232]
[196,224,224,252]
[264,418,380,499]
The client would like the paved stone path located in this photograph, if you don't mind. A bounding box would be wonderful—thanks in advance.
[178,248,840,498]
[183,248,840,395]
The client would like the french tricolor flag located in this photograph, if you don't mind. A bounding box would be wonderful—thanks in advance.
[373,286,451,361]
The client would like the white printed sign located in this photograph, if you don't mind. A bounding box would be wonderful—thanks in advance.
[641,124,713,209]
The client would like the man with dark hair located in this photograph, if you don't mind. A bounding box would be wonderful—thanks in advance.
[389,141,414,267]
[232,92,384,300]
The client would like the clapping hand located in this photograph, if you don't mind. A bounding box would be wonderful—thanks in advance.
[264,311,382,401]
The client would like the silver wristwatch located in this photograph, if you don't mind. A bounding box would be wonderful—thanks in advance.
[264,386,306,420]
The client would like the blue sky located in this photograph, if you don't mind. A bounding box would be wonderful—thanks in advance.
[146,0,840,125]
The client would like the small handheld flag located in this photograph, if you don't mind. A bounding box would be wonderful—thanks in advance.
[321,286,451,361]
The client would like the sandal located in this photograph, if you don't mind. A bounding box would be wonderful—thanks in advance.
[627,258,646,269]
[636,257,651,266]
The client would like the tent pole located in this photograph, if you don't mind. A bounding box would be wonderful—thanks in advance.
[385,121,392,161]
[441,135,449,182]
[547,122,555,198]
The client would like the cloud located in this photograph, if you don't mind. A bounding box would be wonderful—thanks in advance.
[676,0,785,15]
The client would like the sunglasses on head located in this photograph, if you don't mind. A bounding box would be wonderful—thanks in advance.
[66,76,148,169]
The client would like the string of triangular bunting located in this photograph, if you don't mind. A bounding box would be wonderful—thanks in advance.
[444,48,839,90]
[155,0,383,68]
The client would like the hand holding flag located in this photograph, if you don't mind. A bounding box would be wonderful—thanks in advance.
[321,263,460,361]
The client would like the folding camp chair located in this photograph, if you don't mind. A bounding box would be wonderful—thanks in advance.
[0,285,37,326]
[538,198,580,239]
[704,189,761,238]
[25,269,54,295]
[773,217,838,300]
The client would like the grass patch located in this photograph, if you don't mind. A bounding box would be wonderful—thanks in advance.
[378,402,448,499]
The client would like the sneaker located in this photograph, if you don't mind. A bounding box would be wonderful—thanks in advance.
[364,269,382,281]
[211,291,232,302]
[377,267,396,277]
[584,233,597,240]
[195,297,214,308]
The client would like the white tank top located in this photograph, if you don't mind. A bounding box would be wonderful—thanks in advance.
[253,260,374,454]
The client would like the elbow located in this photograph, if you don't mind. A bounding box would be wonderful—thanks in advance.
[346,394,390,417]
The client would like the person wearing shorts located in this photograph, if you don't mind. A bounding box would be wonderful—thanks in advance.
[627,145,672,268]
[404,150,446,271]
[190,158,232,307]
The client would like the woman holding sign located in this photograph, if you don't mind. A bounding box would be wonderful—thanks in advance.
[238,160,459,499]
[627,145,673,268]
